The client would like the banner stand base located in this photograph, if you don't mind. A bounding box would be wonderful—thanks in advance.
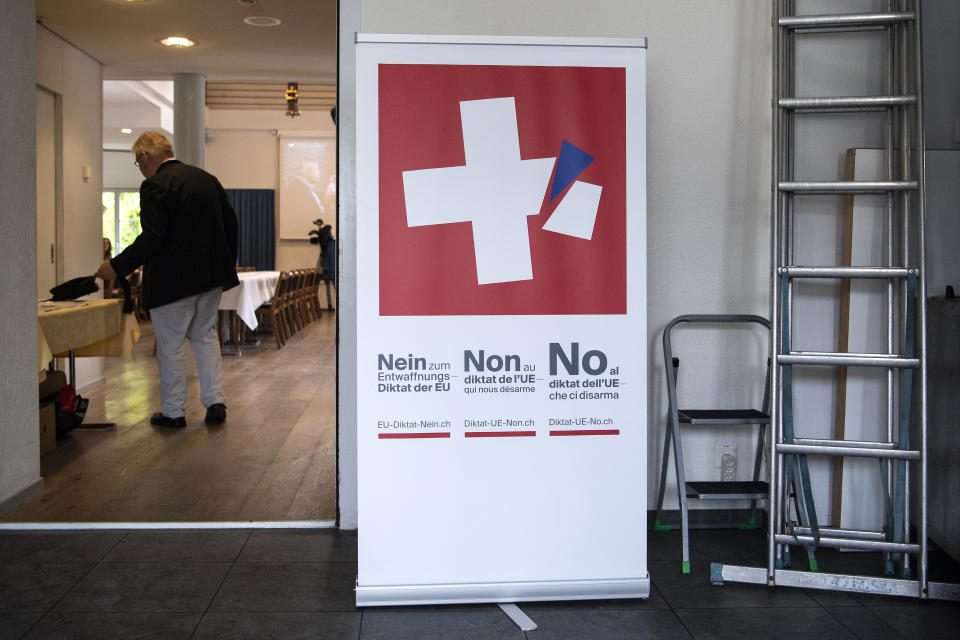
[356,576,650,607]
[499,604,537,631]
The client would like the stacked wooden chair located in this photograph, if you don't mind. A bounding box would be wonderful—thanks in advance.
[255,268,324,349]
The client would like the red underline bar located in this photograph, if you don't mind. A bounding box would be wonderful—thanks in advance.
[465,431,536,438]
[550,429,620,436]
[378,432,451,439]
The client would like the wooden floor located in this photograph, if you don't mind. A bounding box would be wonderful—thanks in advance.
[4,313,337,523]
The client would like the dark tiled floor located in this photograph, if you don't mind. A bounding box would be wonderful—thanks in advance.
[1,528,958,639]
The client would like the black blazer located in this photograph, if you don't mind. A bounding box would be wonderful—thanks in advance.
[111,160,240,310]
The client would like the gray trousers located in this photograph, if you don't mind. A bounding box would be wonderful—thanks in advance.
[149,288,225,418]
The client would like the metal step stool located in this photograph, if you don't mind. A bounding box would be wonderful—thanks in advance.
[653,314,771,574]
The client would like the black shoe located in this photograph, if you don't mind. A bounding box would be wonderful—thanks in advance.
[151,412,186,428]
[205,403,227,426]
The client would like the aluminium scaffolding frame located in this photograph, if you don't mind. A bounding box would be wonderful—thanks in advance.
[713,0,960,601]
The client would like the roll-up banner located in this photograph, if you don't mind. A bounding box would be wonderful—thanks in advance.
[355,34,648,606]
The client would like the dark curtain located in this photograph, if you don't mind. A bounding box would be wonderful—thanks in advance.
[225,189,275,271]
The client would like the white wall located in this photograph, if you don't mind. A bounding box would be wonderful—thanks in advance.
[206,109,336,271]
[784,0,960,517]
[923,0,960,297]
[925,152,960,303]
[339,0,959,528]
[787,2,893,519]
[0,0,41,510]
[104,108,336,272]
[337,0,773,527]
[36,26,106,393]
[923,0,960,152]
[104,149,143,189]
[2,17,104,512]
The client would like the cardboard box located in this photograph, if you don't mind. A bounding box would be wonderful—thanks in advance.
[39,370,67,401]
[39,402,56,456]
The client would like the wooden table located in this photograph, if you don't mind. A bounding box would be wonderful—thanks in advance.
[38,299,141,430]
[38,299,141,379]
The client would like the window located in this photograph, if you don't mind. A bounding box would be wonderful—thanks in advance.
[102,190,141,256]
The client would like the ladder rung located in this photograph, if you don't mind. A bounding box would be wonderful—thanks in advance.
[779,181,917,194]
[792,526,885,541]
[779,12,915,30]
[779,95,917,111]
[782,266,914,279]
[678,409,769,424]
[778,442,920,460]
[774,534,918,554]
[779,352,919,368]
[793,437,896,451]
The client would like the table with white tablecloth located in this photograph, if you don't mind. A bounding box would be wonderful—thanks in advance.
[219,270,280,330]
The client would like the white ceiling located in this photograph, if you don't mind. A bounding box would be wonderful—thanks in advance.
[36,0,337,82]
[103,80,174,149]
[37,0,337,151]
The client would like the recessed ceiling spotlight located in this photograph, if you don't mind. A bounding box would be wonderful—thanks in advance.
[160,36,196,48]
[243,16,282,27]
[121,128,133,134]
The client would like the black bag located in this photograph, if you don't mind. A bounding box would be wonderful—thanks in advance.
[54,384,88,438]
[50,276,99,301]
[115,275,135,314]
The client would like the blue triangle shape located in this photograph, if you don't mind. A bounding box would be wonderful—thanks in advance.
[549,140,594,201]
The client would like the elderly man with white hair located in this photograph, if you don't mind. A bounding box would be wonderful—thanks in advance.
[97,131,239,428]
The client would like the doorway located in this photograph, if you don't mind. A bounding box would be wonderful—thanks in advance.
[7,3,342,530]
[36,87,58,298]
[9,116,339,527]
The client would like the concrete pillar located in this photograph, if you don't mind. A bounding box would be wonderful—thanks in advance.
[337,0,360,530]
[0,0,41,510]
[173,73,205,168]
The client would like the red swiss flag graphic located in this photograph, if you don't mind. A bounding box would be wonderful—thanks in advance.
[379,64,626,316]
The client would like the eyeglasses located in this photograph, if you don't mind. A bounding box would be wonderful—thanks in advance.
[134,152,146,167]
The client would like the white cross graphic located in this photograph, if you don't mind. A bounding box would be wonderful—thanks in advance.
[402,98,556,284]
